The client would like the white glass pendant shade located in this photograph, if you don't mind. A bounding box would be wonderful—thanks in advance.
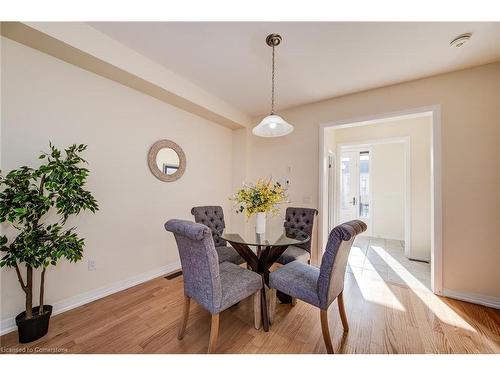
[253,34,294,138]
[252,114,294,137]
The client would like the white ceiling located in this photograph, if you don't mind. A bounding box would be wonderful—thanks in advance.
[89,22,500,117]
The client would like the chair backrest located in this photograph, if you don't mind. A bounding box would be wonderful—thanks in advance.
[283,207,318,252]
[317,220,367,309]
[164,219,222,314]
[191,206,227,247]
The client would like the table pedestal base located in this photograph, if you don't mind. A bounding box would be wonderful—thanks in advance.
[223,234,309,332]
[277,291,293,304]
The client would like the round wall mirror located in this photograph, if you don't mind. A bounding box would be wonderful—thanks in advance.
[148,140,186,182]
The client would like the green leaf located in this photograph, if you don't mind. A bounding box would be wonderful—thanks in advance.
[0,142,98,270]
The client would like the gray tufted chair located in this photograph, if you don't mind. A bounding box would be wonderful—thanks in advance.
[277,207,318,265]
[165,219,262,353]
[269,220,367,353]
[191,206,244,265]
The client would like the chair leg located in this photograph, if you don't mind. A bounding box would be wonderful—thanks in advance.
[208,314,220,354]
[268,288,277,324]
[177,295,190,340]
[291,297,297,306]
[338,290,349,333]
[253,291,262,329]
[320,309,334,354]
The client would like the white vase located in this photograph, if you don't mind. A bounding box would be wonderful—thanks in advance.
[255,212,267,234]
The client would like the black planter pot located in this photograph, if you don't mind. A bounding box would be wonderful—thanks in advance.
[15,305,53,343]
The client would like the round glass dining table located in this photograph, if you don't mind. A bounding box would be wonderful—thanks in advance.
[221,227,310,332]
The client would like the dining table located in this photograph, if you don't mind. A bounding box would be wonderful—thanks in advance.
[221,227,310,332]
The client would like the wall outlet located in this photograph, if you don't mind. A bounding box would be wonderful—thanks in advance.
[88,259,96,271]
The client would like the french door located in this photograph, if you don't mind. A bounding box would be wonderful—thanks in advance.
[337,148,371,234]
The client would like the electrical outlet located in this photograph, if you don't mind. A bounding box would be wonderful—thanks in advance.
[88,259,96,271]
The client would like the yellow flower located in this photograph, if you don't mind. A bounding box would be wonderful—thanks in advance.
[230,178,288,218]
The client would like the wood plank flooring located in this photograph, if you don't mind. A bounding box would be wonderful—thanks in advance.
[1,269,499,353]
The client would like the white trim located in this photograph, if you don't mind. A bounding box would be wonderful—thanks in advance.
[430,106,443,295]
[318,123,328,266]
[327,152,336,234]
[0,260,181,336]
[318,105,442,295]
[404,138,412,259]
[320,108,432,130]
[442,289,500,310]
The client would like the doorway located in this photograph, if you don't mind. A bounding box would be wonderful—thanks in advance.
[318,107,441,294]
[331,138,411,255]
[336,148,372,234]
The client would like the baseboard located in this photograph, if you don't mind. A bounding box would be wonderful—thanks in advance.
[442,289,500,310]
[0,260,181,336]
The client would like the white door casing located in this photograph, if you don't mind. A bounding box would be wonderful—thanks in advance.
[318,106,442,295]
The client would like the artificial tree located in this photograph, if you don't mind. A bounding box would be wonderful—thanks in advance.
[0,143,98,321]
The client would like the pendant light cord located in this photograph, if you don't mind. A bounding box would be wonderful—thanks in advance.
[271,43,275,115]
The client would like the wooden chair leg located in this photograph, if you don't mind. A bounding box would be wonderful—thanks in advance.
[338,290,349,333]
[253,291,262,329]
[320,309,334,354]
[208,314,220,354]
[177,295,190,340]
[268,288,277,324]
[291,297,297,306]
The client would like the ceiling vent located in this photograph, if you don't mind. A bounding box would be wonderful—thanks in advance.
[450,33,472,48]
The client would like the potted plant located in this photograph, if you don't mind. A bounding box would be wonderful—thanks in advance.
[232,178,287,234]
[0,143,98,343]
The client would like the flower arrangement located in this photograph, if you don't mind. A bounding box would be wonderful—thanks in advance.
[232,178,287,217]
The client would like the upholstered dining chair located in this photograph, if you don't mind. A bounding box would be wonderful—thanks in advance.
[165,219,262,353]
[191,206,244,265]
[268,220,367,353]
[277,207,318,265]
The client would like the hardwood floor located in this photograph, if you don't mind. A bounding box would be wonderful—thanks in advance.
[1,269,499,354]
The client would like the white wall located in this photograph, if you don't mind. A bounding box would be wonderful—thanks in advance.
[370,142,405,240]
[0,38,234,324]
[327,116,432,260]
[238,62,500,299]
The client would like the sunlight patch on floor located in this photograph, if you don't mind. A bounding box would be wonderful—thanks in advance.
[371,245,476,332]
[350,246,406,312]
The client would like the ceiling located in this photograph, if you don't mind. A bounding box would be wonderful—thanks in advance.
[88,22,500,117]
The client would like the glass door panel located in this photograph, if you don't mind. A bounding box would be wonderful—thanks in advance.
[359,151,370,219]
[337,149,371,234]
[338,151,358,223]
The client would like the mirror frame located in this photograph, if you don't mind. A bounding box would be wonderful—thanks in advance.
[148,139,186,182]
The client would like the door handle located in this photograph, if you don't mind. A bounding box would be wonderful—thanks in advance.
[352,197,356,206]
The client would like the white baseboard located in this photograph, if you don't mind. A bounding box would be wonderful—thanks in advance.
[0,261,181,336]
[442,289,500,310]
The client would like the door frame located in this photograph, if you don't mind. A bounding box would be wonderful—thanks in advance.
[327,151,336,234]
[335,138,410,255]
[318,105,442,295]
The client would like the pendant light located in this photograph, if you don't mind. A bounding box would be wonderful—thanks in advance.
[252,34,294,137]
